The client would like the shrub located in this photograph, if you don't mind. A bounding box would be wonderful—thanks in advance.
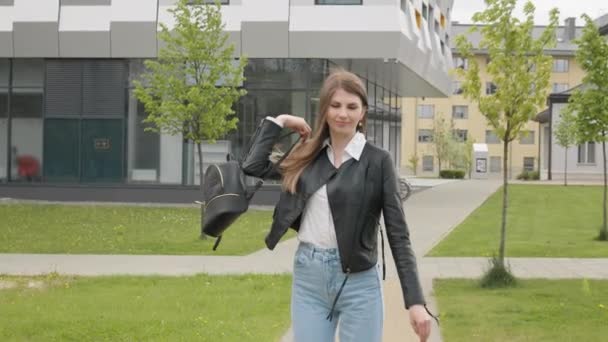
[516,170,540,181]
[439,170,465,179]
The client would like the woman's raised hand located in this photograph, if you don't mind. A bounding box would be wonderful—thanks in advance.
[277,114,312,141]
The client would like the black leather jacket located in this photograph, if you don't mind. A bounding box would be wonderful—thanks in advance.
[241,118,425,309]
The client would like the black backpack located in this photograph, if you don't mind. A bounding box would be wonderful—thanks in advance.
[201,132,298,250]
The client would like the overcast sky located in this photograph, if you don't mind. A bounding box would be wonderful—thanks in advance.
[451,0,608,26]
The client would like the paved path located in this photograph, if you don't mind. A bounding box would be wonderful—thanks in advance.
[3,179,608,342]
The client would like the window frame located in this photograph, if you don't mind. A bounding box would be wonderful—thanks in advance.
[452,105,468,119]
[578,142,596,164]
[552,58,569,73]
[485,130,501,144]
[518,130,535,145]
[485,82,497,95]
[418,129,434,143]
[523,157,535,172]
[422,155,434,172]
[416,104,434,119]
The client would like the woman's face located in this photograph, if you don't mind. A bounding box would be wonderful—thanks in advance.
[326,88,365,137]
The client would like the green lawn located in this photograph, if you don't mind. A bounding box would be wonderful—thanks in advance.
[428,185,608,257]
[434,279,608,341]
[0,204,294,255]
[0,273,291,341]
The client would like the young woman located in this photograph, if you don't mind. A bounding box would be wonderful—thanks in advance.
[241,70,432,342]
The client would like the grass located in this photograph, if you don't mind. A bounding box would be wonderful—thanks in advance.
[434,279,608,342]
[0,273,292,341]
[428,185,608,257]
[0,204,294,255]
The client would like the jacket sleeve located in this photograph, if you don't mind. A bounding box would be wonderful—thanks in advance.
[381,152,426,309]
[240,118,284,181]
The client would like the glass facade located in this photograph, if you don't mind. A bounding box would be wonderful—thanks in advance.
[0,58,403,186]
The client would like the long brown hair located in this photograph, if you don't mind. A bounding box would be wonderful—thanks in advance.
[280,69,368,193]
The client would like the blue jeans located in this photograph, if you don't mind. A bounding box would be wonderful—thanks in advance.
[291,242,384,342]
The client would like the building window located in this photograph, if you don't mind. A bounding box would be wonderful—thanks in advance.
[422,155,434,172]
[441,14,446,28]
[452,81,463,95]
[552,83,569,93]
[400,0,407,12]
[519,130,535,144]
[415,10,422,29]
[315,0,362,4]
[417,104,434,118]
[453,129,468,142]
[452,105,468,119]
[418,129,434,143]
[523,157,535,172]
[490,156,501,173]
[422,3,428,20]
[486,130,501,144]
[553,58,569,73]
[453,56,468,70]
[486,82,497,95]
[578,142,596,164]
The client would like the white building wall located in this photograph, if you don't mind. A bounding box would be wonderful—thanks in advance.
[550,102,604,180]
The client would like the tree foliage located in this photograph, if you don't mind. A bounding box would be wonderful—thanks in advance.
[134,0,247,187]
[455,0,559,270]
[564,14,608,240]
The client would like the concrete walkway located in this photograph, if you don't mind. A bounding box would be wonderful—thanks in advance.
[3,179,608,342]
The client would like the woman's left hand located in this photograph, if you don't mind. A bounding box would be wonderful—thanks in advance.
[409,304,431,342]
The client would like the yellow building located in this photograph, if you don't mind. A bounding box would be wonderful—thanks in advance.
[401,19,586,178]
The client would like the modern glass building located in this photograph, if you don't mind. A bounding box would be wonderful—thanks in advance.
[0,0,452,203]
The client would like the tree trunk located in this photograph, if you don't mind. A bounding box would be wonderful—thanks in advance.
[499,140,509,267]
[603,139,607,238]
[197,142,207,240]
[197,142,204,190]
[564,147,568,186]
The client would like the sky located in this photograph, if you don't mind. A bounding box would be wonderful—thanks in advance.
[451,0,608,26]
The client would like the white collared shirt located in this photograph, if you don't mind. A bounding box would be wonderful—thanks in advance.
[265,116,366,248]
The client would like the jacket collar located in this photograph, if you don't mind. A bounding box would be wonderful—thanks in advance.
[322,132,367,161]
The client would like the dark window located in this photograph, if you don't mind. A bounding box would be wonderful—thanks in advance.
[452,105,468,119]
[523,157,535,172]
[578,142,596,164]
[486,82,497,95]
[422,155,434,171]
[553,58,569,73]
[490,156,501,173]
[418,129,433,143]
[417,104,434,118]
[452,81,463,95]
[486,130,501,144]
[453,56,468,70]
[519,130,535,144]
[453,129,468,142]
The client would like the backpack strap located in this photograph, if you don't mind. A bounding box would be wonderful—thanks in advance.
[246,132,301,200]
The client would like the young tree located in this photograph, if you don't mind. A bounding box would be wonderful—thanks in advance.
[554,111,577,186]
[564,15,608,241]
[134,0,247,189]
[432,116,451,173]
[408,154,419,175]
[455,0,559,276]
